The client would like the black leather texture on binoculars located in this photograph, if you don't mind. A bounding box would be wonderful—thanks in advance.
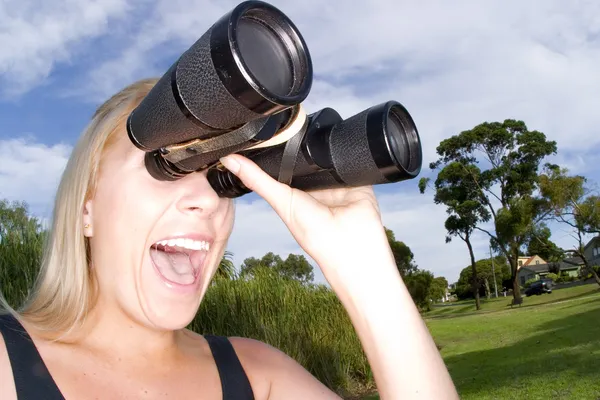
[243,107,390,190]
[128,26,263,152]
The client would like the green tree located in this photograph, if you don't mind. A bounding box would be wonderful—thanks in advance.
[425,119,557,302]
[215,250,236,280]
[419,162,491,310]
[278,253,314,283]
[384,227,417,277]
[525,223,565,262]
[455,256,510,300]
[404,270,435,311]
[0,199,47,308]
[239,251,314,283]
[538,165,600,286]
[428,276,449,303]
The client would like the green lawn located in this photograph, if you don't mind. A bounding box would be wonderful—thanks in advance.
[424,284,600,318]
[364,284,600,399]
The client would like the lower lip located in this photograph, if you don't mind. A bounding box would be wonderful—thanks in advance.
[150,257,203,295]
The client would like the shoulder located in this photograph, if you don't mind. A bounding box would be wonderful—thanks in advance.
[182,329,340,399]
[0,315,18,400]
[227,336,341,400]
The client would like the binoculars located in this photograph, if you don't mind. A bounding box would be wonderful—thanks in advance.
[126,0,422,198]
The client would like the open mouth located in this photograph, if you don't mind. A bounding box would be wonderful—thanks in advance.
[149,238,210,286]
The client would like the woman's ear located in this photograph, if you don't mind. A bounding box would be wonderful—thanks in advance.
[83,199,94,237]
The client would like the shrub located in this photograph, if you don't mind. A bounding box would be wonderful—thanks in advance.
[193,268,373,396]
[524,278,537,288]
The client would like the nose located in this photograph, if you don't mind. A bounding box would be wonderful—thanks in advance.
[175,171,222,217]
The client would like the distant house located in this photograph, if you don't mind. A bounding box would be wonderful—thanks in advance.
[514,237,600,286]
[517,256,583,285]
[583,236,600,267]
[517,264,549,285]
[517,255,546,270]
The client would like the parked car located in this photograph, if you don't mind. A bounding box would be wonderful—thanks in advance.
[525,280,552,296]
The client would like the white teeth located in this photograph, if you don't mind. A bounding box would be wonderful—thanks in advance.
[156,238,210,251]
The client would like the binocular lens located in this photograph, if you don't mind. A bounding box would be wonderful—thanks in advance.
[237,18,293,97]
[127,0,313,155]
[386,106,420,175]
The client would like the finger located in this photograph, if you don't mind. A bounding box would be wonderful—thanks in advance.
[219,154,296,221]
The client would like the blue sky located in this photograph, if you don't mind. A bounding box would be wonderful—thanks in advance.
[2,0,600,285]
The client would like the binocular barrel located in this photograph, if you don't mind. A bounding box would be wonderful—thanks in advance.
[126,0,423,198]
[207,101,422,197]
[127,0,312,152]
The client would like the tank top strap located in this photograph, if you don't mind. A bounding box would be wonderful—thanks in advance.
[0,313,65,400]
[204,334,255,400]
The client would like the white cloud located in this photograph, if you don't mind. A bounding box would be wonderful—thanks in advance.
[0,137,71,216]
[0,0,131,96]
[3,0,600,284]
[63,0,600,159]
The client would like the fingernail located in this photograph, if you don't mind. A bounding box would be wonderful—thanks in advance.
[220,156,240,174]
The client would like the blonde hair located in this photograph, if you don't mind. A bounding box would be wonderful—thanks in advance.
[0,78,159,340]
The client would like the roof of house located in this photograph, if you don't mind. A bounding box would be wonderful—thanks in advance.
[562,256,584,265]
[525,263,550,273]
[584,236,600,251]
[519,255,546,267]
[520,261,581,274]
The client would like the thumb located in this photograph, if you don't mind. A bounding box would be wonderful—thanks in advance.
[219,154,295,221]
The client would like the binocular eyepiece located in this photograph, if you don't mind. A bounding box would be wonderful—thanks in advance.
[127,0,422,198]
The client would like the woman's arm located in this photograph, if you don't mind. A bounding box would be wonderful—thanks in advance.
[219,154,459,399]
[325,246,458,400]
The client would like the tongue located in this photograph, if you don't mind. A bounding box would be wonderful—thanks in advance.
[150,247,196,285]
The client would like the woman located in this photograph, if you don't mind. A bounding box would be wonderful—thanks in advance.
[0,78,458,399]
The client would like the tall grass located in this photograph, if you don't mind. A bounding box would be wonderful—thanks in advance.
[195,268,374,396]
[0,231,45,309]
[1,239,374,397]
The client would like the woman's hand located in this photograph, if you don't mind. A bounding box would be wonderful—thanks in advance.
[218,153,397,289]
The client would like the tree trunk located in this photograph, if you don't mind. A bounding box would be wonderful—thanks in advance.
[510,247,522,301]
[580,255,600,287]
[591,267,600,287]
[465,237,481,310]
[485,278,491,300]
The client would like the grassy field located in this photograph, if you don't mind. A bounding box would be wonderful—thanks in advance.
[425,284,599,318]
[366,284,600,399]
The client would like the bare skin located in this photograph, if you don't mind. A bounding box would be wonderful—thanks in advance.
[0,128,458,399]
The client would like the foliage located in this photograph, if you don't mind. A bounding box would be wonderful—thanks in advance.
[546,273,559,282]
[404,269,435,310]
[0,199,47,309]
[425,119,558,301]
[419,161,492,309]
[240,251,315,283]
[454,256,511,300]
[429,276,449,302]
[537,165,600,286]
[214,250,236,280]
[194,268,373,397]
[384,227,417,277]
[524,278,537,288]
[524,223,564,262]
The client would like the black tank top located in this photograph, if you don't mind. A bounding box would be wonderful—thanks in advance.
[0,313,255,400]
